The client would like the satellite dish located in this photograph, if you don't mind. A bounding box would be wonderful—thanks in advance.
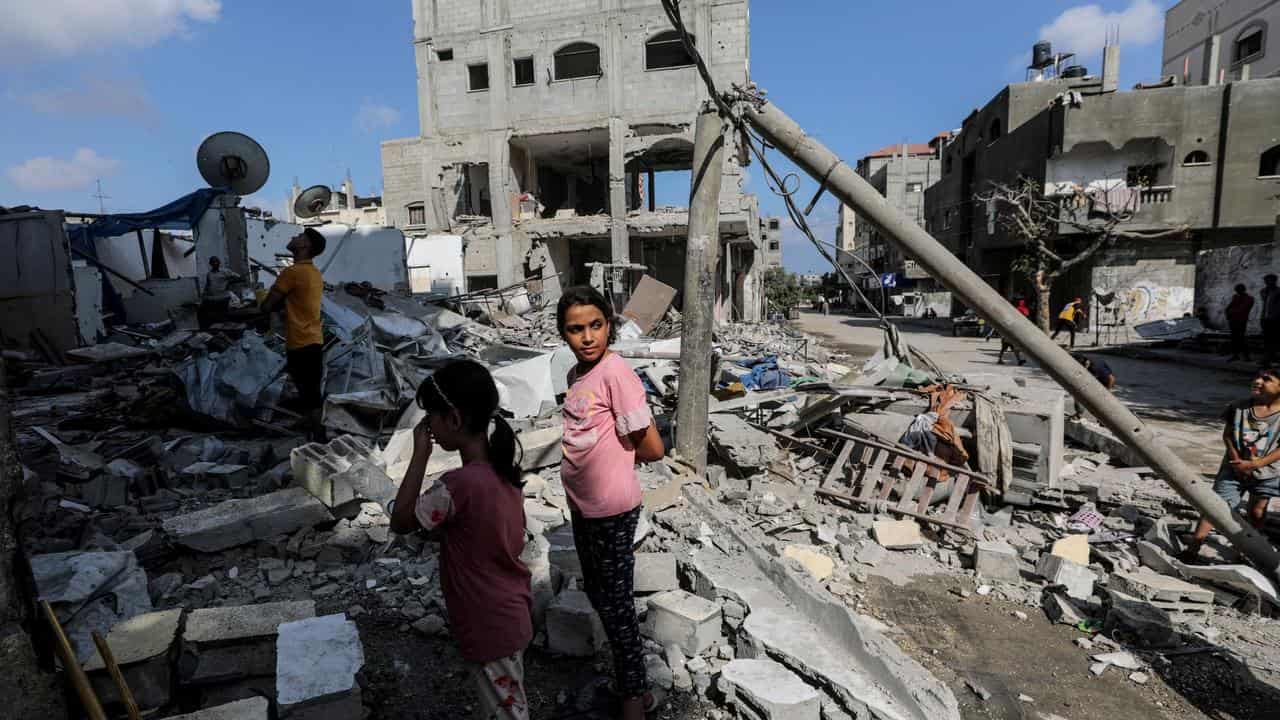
[197,131,269,196]
[293,185,333,218]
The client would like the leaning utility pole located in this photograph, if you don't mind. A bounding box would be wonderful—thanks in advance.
[742,98,1280,575]
[674,105,725,474]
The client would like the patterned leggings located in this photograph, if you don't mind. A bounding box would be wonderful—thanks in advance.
[571,506,647,699]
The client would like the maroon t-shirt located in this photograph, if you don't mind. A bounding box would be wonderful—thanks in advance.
[414,462,532,662]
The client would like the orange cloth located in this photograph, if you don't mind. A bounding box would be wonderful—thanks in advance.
[271,260,323,349]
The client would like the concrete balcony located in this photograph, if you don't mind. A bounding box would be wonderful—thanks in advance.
[1138,185,1174,205]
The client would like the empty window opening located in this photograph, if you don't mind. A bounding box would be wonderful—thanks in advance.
[467,63,490,91]
[1126,164,1162,187]
[1235,27,1264,64]
[1261,145,1280,177]
[1183,150,1210,165]
[436,48,454,61]
[513,57,535,86]
[768,239,780,251]
[554,42,601,80]
[646,31,695,70]
[407,203,426,226]
[988,118,1002,143]
[768,219,781,231]
[906,182,924,193]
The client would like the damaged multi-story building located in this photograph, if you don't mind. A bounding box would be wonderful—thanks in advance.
[380,0,770,320]
[923,30,1280,330]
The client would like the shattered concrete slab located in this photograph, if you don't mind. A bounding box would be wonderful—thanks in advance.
[276,614,364,718]
[185,601,317,645]
[709,413,780,475]
[163,488,332,552]
[84,608,182,710]
[719,658,822,720]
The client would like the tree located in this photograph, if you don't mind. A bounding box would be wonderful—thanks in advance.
[979,178,1190,332]
[763,267,811,316]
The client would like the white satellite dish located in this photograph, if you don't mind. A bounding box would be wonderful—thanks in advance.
[197,131,269,196]
[293,185,333,218]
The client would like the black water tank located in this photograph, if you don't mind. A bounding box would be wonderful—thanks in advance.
[1032,41,1052,67]
[1062,65,1088,79]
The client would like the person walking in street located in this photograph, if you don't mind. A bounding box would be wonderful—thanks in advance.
[556,286,666,719]
[1051,297,1086,348]
[1073,353,1117,390]
[997,297,1031,365]
[1262,274,1280,364]
[261,227,327,439]
[197,256,241,329]
[389,360,532,720]
[1180,367,1280,563]
[1226,284,1255,362]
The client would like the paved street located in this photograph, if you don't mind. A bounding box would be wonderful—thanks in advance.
[797,312,1244,475]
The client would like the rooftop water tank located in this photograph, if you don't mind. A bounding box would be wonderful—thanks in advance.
[1032,41,1053,68]
[1062,65,1089,79]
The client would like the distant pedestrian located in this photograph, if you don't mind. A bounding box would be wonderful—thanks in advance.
[998,298,1031,365]
[198,256,241,329]
[1226,284,1255,362]
[1051,298,1087,348]
[1181,367,1280,563]
[1262,274,1280,364]
[1073,353,1116,390]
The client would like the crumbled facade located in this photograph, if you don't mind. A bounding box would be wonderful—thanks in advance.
[288,175,386,227]
[380,0,767,320]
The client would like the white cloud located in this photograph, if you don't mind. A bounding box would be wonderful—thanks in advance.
[6,148,120,192]
[21,74,156,121]
[0,0,221,61]
[1038,0,1163,59]
[355,102,401,133]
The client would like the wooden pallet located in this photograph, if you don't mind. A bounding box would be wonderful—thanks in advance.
[814,428,992,533]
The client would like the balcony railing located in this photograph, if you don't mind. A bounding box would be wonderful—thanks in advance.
[1139,185,1174,205]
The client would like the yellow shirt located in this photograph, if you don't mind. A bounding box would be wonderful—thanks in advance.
[271,260,324,349]
[1059,304,1078,322]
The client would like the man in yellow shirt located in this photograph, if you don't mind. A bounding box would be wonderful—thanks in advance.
[261,227,326,435]
[1051,297,1087,348]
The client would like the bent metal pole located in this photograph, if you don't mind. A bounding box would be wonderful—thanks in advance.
[743,98,1280,576]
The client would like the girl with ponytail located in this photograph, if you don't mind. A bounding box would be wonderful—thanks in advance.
[389,359,532,720]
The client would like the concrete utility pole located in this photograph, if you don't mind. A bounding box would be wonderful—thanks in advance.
[743,99,1280,576]
[675,105,725,474]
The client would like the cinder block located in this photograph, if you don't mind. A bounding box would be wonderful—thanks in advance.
[975,541,1021,582]
[546,589,605,657]
[1035,554,1096,601]
[634,553,679,593]
[644,590,722,655]
[292,435,394,510]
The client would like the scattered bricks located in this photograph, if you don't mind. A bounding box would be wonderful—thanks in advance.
[181,461,253,490]
[276,614,364,720]
[292,435,395,511]
[975,541,1021,582]
[185,601,317,645]
[85,609,182,710]
[546,590,605,657]
[644,590,723,655]
[634,553,679,593]
[1035,554,1095,601]
[718,658,822,720]
[1109,568,1214,620]
[167,697,269,720]
[163,488,332,553]
[1104,591,1178,648]
[1050,534,1091,566]
[783,544,834,581]
[854,542,888,567]
[872,519,923,550]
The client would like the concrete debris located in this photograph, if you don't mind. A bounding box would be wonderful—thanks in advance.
[84,608,182,710]
[163,487,332,552]
[1104,591,1178,648]
[1109,568,1214,620]
[31,550,153,662]
[975,541,1021,582]
[546,589,605,657]
[709,413,780,475]
[634,552,680,593]
[719,658,822,720]
[1050,534,1090,566]
[783,544,835,581]
[185,601,317,645]
[644,590,723,655]
[871,519,923,550]
[166,697,269,720]
[276,614,365,718]
[291,434,395,509]
[1034,554,1095,601]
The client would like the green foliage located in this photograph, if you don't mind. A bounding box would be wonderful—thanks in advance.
[763,267,815,314]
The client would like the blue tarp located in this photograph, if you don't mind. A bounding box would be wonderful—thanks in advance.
[735,355,792,391]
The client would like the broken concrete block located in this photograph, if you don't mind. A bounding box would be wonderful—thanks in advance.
[782,545,834,581]
[84,609,181,710]
[547,524,581,579]
[1034,554,1095,601]
[181,461,252,490]
[634,553,679,593]
[1104,591,1177,648]
[974,541,1021,582]
[81,472,130,508]
[292,435,395,510]
[185,601,317,645]
[719,658,821,720]
[644,590,722,655]
[1109,568,1214,618]
[645,653,673,691]
[276,614,364,718]
[854,543,888,567]
[1050,534,1090,566]
[163,488,332,553]
[167,697,269,720]
[31,550,152,663]
[546,589,604,657]
[709,414,779,475]
[1041,590,1085,626]
[872,519,923,550]
[666,644,693,691]
[182,642,277,686]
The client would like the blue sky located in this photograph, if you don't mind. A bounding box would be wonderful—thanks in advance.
[1,0,1169,273]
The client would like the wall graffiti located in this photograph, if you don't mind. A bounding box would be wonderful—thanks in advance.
[1092,261,1196,328]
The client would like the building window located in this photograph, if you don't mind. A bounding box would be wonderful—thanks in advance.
[944,155,954,175]
[768,218,780,230]
[1183,150,1210,166]
[905,182,923,193]
[554,42,601,80]
[1126,164,1161,187]
[1234,25,1265,64]
[513,57,535,86]
[645,30,695,70]
[1261,145,1280,177]
[769,240,780,251]
[467,63,490,91]
[943,209,954,230]
[988,118,1002,143]
[436,48,454,61]
[407,203,426,226]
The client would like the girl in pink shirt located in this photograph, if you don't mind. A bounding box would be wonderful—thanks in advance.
[556,287,665,720]
[389,360,532,720]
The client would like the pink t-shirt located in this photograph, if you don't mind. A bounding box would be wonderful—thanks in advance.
[414,462,532,663]
[561,351,652,519]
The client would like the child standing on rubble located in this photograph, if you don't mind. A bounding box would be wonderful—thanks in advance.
[557,286,666,720]
[388,360,532,720]
[1181,367,1280,563]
